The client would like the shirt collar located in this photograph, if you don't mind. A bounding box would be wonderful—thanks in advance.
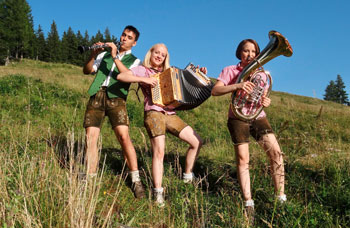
[237,62,243,71]
[117,49,132,59]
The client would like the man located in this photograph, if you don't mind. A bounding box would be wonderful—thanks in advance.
[82,25,145,198]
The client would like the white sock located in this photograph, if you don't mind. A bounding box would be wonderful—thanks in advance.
[129,170,141,183]
[154,187,164,193]
[183,172,194,181]
[277,194,287,203]
[244,199,254,207]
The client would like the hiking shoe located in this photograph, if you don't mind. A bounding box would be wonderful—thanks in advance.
[244,206,255,226]
[131,181,145,199]
[153,191,165,208]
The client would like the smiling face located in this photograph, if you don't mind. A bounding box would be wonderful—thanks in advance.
[150,44,168,70]
[240,42,257,68]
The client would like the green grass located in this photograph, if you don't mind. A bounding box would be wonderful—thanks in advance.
[0,59,349,227]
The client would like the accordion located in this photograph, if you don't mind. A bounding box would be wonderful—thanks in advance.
[151,63,214,110]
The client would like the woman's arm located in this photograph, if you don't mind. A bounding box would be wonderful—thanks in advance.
[211,80,255,96]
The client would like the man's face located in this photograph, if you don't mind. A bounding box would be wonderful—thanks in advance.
[120,29,137,51]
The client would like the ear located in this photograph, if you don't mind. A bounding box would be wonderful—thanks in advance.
[132,41,137,47]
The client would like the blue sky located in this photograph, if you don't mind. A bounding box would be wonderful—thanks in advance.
[27,0,350,100]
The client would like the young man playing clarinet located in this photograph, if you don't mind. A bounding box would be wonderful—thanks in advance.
[82,25,145,198]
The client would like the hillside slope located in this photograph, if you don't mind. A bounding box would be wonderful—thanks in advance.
[0,60,349,227]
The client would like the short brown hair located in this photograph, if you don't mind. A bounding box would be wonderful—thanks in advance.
[235,39,260,60]
[124,25,140,41]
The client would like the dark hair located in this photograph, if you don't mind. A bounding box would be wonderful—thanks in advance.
[124,25,140,41]
[235,39,260,60]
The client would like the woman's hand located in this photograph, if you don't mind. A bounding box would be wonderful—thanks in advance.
[261,90,271,107]
[142,77,158,87]
[238,81,255,94]
[199,66,207,74]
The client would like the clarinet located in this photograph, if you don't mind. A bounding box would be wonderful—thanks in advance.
[77,40,122,54]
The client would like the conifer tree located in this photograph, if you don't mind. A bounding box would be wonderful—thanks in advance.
[46,20,61,62]
[0,0,34,62]
[34,25,46,61]
[75,30,86,66]
[335,75,349,105]
[104,27,111,42]
[324,75,349,105]
[61,27,79,64]
[324,80,337,102]
[90,30,104,44]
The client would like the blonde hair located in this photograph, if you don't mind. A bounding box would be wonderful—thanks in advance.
[143,43,170,71]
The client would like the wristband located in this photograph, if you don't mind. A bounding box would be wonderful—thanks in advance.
[112,56,118,61]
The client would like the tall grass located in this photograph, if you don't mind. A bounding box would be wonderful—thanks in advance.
[0,59,349,227]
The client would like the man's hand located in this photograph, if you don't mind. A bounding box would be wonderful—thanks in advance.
[105,42,118,58]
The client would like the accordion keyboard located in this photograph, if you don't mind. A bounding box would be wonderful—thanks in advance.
[151,74,163,105]
[152,80,161,102]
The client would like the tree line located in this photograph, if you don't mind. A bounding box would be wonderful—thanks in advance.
[0,0,117,66]
[1,0,349,105]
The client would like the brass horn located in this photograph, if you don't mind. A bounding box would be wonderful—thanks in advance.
[231,30,293,121]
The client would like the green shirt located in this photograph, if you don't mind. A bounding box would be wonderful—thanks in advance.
[87,51,138,99]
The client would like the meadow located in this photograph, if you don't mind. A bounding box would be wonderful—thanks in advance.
[0,59,349,227]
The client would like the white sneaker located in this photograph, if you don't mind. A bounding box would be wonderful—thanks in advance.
[153,190,165,208]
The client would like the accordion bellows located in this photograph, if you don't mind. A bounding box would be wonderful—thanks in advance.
[151,63,214,110]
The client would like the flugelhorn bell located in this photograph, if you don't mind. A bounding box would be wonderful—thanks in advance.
[231,30,293,121]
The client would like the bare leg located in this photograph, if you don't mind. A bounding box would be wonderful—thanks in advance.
[85,126,101,174]
[150,135,166,189]
[259,133,285,196]
[234,143,252,201]
[113,125,138,171]
[178,126,203,174]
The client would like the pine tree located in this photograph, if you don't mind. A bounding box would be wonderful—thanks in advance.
[104,27,111,42]
[335,75,349,105]
[46,20,61,62]
[0,0,34,63]
[324,75,349,105]
[34,25,46,61]
[324,80,337,102]
[75,30,86,66]
[61,27,79,65]
[90,30,104,44]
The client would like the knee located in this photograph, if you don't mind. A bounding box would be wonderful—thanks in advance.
[117,132,131,145]
[191,135,203,150]
[236,154,250,167]
[85,130,99,144]
[153,147,165,161]
[269,149,283,163]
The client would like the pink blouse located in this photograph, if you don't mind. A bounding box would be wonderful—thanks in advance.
[218,63,267,119]
[130,65,176,115]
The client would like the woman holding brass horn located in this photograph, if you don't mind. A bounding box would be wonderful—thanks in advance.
[117,43,205,207]
[212,37,287,223]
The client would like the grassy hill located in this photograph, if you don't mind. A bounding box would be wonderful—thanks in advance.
[0,59,349,227]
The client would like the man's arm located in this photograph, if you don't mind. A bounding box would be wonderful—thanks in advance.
[83,42,104,74]
[105,42,130,73]
[118,71,157,87]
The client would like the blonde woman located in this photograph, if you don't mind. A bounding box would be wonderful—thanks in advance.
[118,43,204,207]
